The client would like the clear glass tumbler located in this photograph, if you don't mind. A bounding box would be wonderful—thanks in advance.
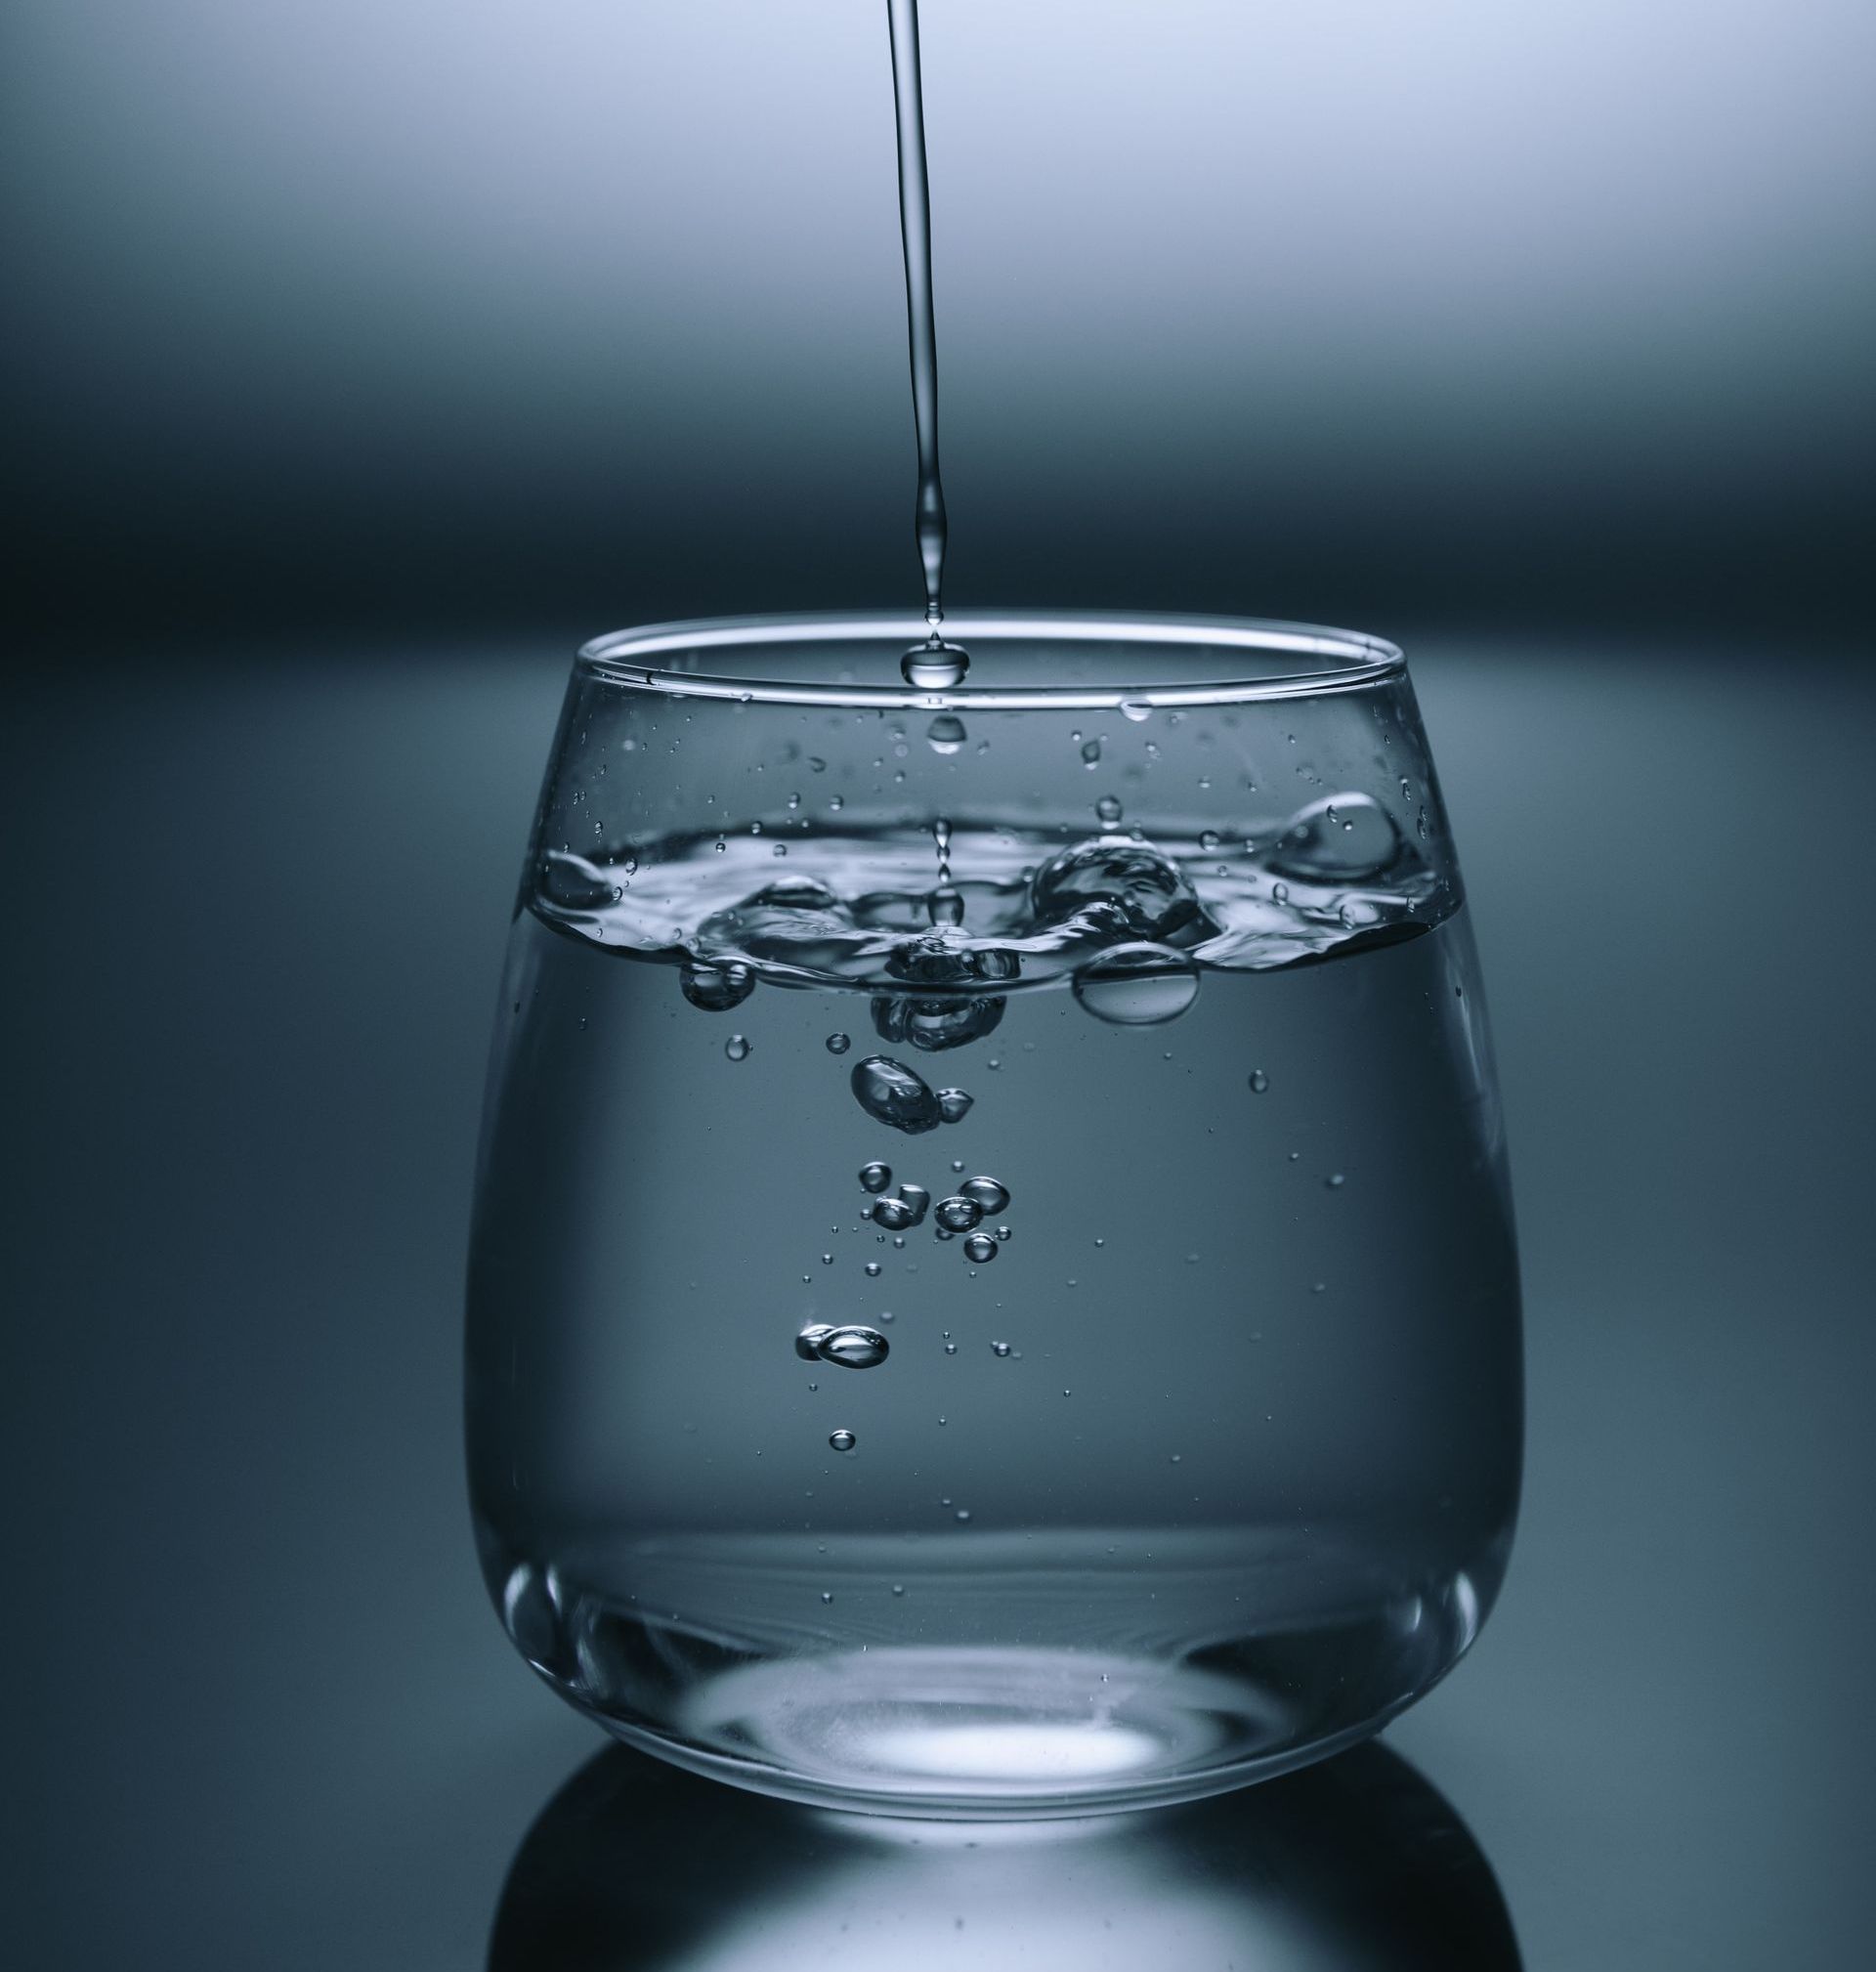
[467,614,1521,1817]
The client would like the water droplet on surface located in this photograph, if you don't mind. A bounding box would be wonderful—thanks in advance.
[830,1429,857,1452]
[1094,794,1124,826]
[859,1161,894,1193]
[959,1176,1010,1214]
[851,1055,943,1134]
[1249,1069,1270,1093]
[818,1325,891,1369]
[936,1194,983,1232]
[826,1031,851,1054]
[936,1088,974,1124]
[795,1323,835,1361]
[1081,738,1102,766]
[926,713,967,754]
[962,1232,999,1263]
[1266,793,1403,881]
[724,1034,751,1060]
[1031,838,1200,940]
[680,962,755,1012]
[1072,944,1201,1025]
[991,1340,1011,1357]
[902,641,970,689]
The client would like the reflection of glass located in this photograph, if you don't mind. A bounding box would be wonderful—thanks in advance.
[467,616,1522,1815]
[490,1740,1521,1971]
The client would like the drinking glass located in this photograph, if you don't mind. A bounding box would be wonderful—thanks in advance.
[467,613,1521,1817]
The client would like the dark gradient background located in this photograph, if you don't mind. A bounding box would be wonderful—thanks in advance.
[3,3,1873,1968]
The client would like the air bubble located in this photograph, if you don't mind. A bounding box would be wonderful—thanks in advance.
[926,714,967,754]
[830,1429,857,1452]
[991,1341,1011,1357]
[865,1262,882,1277]
[1326,1172,1346,1189]
[937,1088,974,1124]
[859,1161,894,1193]
[935,1195,982,1232]
[826,1032,851,1054]
[872,1196,917,1231]
[681,962,755,1012]
[962,1232,998,1263]
[959,1175,1010,1214]
[794,1323,834,1361]
[1095,794,1124,826]
[851,1055,943,1135]
[1072,944,1201,1025]
[1249,1069,1269,1093]
[1081,739,1102,766]
[818,1325,891,1370]
[896,1182,931,1222]
[724,1034,751,1060]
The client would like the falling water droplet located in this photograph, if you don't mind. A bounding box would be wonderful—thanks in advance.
[1072,945,1201,1025]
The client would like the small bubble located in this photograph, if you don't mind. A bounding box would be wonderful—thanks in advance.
[926,713,967,754]
[830,1429,857,1452]
[955,1508,972,1523]
[859,1161,894,1193]
[936,1195,983,1232]
[1325,1172,1346,1189]
[827,1032,851,1054]
[1081,738,1102,766]
[962,1232,998,1264]
[959,1175,1010,1214]
[997,1225,1010,1241]
[991,1340,1011,1357]
[944,1342,958,1354]
[937,1087,974,1124]
[1094,793,1124,826]
[772,842,788,856]
[821,1591,834,1604]
[724,1034,750,1061]
[951,1158,966,1173]
[1199,830,1221,850]
[1249,1069,1269,1093]
[864,1262,882,1277]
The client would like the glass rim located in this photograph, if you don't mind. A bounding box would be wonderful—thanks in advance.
[576,611,1405,709]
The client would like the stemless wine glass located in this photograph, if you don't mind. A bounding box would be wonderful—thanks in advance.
[466,614,1521,1818]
